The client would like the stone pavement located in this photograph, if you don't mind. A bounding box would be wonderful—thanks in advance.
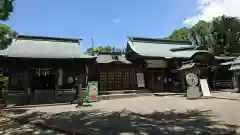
[4,92,240,135]
[211,91,240,100]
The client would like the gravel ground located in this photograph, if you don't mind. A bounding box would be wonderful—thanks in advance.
[5,92,240,134]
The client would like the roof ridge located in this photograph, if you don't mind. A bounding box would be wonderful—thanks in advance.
[16,35,81,43]
[128,36,191,45]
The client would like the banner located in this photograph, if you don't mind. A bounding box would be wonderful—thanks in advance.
[200,79,211,97]
[136,73,145,88]
[87,81,98,102]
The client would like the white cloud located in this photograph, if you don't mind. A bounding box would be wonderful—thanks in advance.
[184,0,240,26]
[113,18,121,24]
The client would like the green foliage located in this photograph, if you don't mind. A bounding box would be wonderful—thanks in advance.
[0,23,17,50]
[0,72,8,101]
[0,0,14,20]
[164,27,190,40]
[85,46,125,55]
[165,15,240,56]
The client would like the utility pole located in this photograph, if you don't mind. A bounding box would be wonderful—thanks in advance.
[91,38,94,56]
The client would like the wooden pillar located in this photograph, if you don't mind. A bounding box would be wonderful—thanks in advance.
[233,73,239,90]
[180,72,186,92]
[23,67,31,104]
[85,65,88,86]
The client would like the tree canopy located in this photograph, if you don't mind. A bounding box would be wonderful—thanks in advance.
[0,0,14,21]
[0,23,17,49]
[0,0,16,50]
[165,15,240,56]
[85,46,126,55]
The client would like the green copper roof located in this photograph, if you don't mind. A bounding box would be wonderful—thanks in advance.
[229,56,240,70]
[177,63,195,71]
[127,37,211,59]
[230,64,240,71]
[0,35,95,59]
[220,61,234,66]
[231,57,240,64]
[215,56,236,60]
[172,50,209,58]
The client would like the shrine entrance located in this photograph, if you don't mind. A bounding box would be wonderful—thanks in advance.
[30,68,57,104]
[32,68,56,90]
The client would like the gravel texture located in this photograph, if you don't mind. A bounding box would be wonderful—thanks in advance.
[4,92,240,135]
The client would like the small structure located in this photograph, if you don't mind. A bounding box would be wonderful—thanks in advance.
[125,37,216,92]
[177,61,201,99]
[93,52,141,91]
[213,56,236,88]
[229,57,240,91]
[0,35,96,105]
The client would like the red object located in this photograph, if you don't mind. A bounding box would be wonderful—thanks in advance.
[91,95,97,100]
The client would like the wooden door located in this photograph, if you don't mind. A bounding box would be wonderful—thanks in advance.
[154,73,163,92]
[107,69,114,90]
[122,69,130,89]
[99,65,137,91]
[99,71,107,90]
[114,67,122,90]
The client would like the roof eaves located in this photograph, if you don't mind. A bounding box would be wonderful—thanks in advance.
[170,46,196,52]
[128,36,191,45]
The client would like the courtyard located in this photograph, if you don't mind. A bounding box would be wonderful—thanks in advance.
[2,92,240,135]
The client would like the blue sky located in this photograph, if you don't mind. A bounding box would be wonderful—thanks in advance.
[3,0,199,52]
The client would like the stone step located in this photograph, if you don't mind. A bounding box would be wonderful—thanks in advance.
[97,92,183,101]
[99,89,151,95]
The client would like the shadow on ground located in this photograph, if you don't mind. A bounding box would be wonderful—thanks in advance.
[0,119,59,135]
[0,109,60,135]
[9,108,239,135]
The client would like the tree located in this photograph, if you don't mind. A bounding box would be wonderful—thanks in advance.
[189,16,240,56]
[188,21,212,51]
[166,16,240,56]
[85,46,113,55]
[0,0,16,50]
[164,27,190,40]
[0,0,14,106]
[0,0,14,21]
[85,46,126,55]
[210,15,240,55]
[0,23,17,49]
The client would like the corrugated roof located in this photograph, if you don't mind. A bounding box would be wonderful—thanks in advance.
[127,37,211,59]
[0,36,95,59]
[96,54,131,64]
